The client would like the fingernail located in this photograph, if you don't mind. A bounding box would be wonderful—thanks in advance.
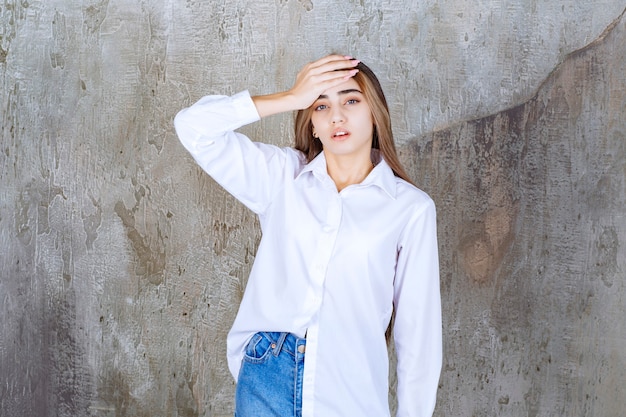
[344,69,359,79]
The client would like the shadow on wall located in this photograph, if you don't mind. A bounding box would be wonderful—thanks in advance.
[399,7,626,417]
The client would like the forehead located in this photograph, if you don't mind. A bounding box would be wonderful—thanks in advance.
[319,77,362,98]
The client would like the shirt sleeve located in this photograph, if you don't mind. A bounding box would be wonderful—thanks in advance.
[393,198,442,417]
[173,90,292,214]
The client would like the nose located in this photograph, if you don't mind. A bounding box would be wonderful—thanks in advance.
[331,106,345,124]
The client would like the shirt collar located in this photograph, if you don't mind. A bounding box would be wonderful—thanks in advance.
[296,150,328,179]
[296,150,398,199]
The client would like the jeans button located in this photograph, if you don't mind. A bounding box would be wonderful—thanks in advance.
[297,345,306,353]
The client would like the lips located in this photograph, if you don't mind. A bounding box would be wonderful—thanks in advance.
[331,128,350,140]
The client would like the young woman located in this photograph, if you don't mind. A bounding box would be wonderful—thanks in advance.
[174,54,442,417]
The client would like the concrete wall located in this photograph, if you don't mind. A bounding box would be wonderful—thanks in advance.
[1,1,624,416]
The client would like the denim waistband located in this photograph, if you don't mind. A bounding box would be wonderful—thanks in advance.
[260,332,306,356]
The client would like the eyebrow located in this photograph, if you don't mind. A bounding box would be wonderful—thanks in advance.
[317,88,363,100]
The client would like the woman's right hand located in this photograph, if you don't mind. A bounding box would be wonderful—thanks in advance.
[252,54,359,118]
[287,54,360,110]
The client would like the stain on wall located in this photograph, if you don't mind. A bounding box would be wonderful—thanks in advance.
[1,1,625,416]
[402,9,626,415]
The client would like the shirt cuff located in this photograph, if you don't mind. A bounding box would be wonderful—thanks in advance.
[232,90,261,126]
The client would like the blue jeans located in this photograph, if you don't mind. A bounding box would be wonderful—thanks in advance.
[235,332,307,417]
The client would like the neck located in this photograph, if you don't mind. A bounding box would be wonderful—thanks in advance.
[325,151,374,192]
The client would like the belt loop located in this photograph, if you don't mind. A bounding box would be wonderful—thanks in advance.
[272,332,288,356]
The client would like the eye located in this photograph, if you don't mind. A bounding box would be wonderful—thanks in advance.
[314,104,327,111]
[345,98,359,105]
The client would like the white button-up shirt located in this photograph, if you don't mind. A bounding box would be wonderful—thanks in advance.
[174,91,442,417]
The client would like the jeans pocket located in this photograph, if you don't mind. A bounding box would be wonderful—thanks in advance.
[242,332,274,364]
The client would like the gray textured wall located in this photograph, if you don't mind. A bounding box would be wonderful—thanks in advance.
[1,1,625,416]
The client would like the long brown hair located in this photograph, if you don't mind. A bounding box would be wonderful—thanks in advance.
[294,60,414,185]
